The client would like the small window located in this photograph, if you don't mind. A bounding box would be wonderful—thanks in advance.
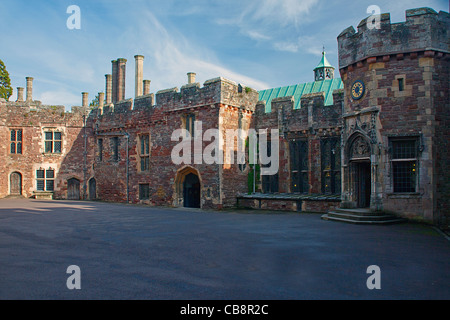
[139,184,150,200]
[98,139,103,162]
[185,114,195,138]
[111,137,119,161]
[36,168,55,191]
[139,134,150,171]
[10,129,23,154]
[398,78,404,92]
[44,131,62,153]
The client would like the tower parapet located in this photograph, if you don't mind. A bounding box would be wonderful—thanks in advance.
[338,7,449,69]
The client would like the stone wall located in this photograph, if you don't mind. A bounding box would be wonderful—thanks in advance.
[338,7,449,226]
[0,101,87,199]
[91,77,258,209]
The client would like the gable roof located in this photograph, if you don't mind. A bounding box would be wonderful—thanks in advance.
[258,78,343,112]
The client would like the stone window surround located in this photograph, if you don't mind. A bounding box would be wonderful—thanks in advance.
[10,128,23,155]
[392,74,413,97]
[137,133,151,172]
[42,127,63,154]
[36,167,56,192]
[388,136,420,194]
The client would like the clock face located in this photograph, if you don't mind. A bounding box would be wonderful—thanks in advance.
[351,80,365,100]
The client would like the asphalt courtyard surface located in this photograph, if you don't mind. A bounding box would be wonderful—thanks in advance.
[0,198,448,300]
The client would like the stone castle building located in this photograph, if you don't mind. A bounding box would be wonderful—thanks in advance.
[0,7,448,228]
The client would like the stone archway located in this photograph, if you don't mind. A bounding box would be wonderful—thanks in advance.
[344,133,373,208]
[174,166,202,208]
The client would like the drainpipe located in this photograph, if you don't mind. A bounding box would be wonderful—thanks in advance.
[83,113,87,200]
[125,133,129,203]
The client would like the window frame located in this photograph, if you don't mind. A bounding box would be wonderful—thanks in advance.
[36,168,55,192]
[321,137,341,195]
[289,139,308,194]
[44,130,62,154]
[139,183,150,200]
[111,137,119,162]
[139,134,150,172]
[10,129,23,154]
[389,137,419,193]
[98,138,103,162]
[185,114,195,138]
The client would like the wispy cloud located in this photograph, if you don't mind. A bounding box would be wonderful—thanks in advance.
[119,9,270,92]
[214,0,321,53]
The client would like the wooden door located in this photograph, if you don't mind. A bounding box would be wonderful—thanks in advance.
[10,172,22,195]
[89,178,96,200]
[67,178,80,200]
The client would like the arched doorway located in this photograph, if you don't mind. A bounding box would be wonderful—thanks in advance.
[183,173,201,208]
[67,178,81,200]
[10,172,22,196]
[174,166,201,208]
[348,135,372,208]
[89,178,97,200]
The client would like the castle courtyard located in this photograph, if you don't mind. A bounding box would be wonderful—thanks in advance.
[0,198,448,300]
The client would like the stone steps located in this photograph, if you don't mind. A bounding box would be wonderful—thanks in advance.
[321,208,406,225]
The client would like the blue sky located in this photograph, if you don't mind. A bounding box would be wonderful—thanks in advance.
[0,0,448,108]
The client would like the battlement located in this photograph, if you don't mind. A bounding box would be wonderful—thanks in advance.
[155,76,257,112]
[338,7,450,68]
[2,101,91,115]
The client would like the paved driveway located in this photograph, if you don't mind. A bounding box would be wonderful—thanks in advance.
[0,198,448,300]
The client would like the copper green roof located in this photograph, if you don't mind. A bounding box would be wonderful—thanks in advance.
[258,78,343,112]
[314,51,334,70]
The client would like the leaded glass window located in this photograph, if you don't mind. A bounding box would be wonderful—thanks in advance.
[290,140,308,193]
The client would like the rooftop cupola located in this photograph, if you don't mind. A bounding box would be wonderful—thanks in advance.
[314,49,335,81]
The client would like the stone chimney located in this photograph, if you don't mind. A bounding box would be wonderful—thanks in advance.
[82,92,89,108]
[187,72,196,84]
[143,80,151,95]
[105,74,112,104]
[98,92,105,109]
[26,77,33,101]
[117,58,127,102]
[134,55,144,97]
[16,87,24,102]
[111,60,118,103]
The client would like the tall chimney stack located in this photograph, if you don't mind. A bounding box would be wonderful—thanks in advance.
[98,92,105,110]
[117,58,127,102]
[134,55,144,97]
[143,80,151,96]
[187,72,196,84]
[82,92,89,108]
[26,77,33,101]
[111,60,118,103]
[105,74,112,104]
[16,87,24,102]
